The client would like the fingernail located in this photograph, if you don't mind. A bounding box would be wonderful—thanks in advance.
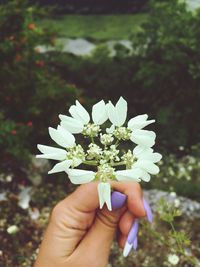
[111,191,127,210]
[123,219,139,257]
[123,241,133,257]
[133,236,138,251]
[127,219,139,244]
[143,198,153,223]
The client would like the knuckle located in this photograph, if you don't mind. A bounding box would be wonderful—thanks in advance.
[50,201,66,224]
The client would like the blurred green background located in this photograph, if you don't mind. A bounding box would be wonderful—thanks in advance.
[0,0,200,266]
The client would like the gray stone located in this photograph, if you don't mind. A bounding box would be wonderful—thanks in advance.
[144,189,200,219]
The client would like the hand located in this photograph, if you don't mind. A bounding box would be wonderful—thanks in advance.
[34,181,146,267]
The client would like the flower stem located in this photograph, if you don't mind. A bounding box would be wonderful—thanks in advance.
[83,160,98,166]
[111,161,126,167]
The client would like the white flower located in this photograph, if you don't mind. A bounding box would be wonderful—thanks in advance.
[107,97,127,127]
[36,145,67,160]
[60,100,108,134]
[69,100,90,124]
[49,125,75,148]
[37,96,162,211]
[7,225,19,235]
[115,169,141,182]
[128,114,155,130]
[67,169,96,184]
[37,144,73,174]
[130,129,156,147]
[92,100,108,125]
[59,115,84,134]
[168,254,179,265]
[98,182,112,211]
[131,146,162,182]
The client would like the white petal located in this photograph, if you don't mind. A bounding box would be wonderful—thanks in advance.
[48,160,72,174]
[128,114,155,130]
[36,144,66,160]
[131,166,151,182]
[59,115,84,133]
[136,151,162,163]
[133,145,153,157]
[134,160,160,175]
[106,124,115,134]
[67,169,95,184]
[97,182,112,211]
[69,100,90,124]
[115,169,141,182]
[141,171,151,182]
[115,97,127,126]
[48,126,75,148]
[130,130,156,147]
[92,100,108,125]
[107,97,127,126]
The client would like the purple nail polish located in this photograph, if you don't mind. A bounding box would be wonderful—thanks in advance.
[133,236,138,251]
[127,219,139,244]
[143,198,153,223]
[111,191,127,210]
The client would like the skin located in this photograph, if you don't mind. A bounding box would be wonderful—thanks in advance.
[34,181,146,267]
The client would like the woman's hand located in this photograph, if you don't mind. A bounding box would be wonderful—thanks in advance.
[34,181,146,267]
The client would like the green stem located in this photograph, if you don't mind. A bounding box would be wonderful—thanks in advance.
[83,160,98,166]
[170,222,184,253]
[111,161,126,167]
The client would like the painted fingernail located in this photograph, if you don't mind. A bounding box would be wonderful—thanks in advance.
[123,219,139,257]
[143,198,153,223]
[133,236,138,251]
[123,241,133,257]
[111,191,127,210]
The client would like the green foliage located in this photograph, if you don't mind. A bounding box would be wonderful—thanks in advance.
[0,0,78,168]
[52,0,200,151]
[147,145,200,201]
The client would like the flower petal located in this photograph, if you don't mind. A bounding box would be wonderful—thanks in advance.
[107,97,127,126]
[48,160,72,174]
[106,124,115,134]
[36,144,66,160]
[134,160,160,175]
[67,169,95,184]
[128,114,155,130]
[48,126,75,148]
[69,100,90,124]
[115,169,141,182]
[92,100,108,125]
[97,182,112,211]
[133,145,153,157]
[59,115,84,133]
[130,130,156,147]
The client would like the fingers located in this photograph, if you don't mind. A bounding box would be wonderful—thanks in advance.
[110,181,146,217]
[119,210,135,236]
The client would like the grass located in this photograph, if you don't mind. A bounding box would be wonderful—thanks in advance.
[40,14,147,41]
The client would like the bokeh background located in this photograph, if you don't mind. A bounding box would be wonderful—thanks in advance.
[0,0,200,266]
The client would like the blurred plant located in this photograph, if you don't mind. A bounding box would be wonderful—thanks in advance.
[53,0,200,151]
[144,145,200,201]
[0,0,78,170]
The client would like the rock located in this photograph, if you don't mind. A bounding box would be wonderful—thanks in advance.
[144,189,200,219]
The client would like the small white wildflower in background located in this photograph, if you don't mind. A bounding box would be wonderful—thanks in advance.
[168,254,180,265]
[36,96,162,210]
[7,225,19,235]
[174,199,180,208]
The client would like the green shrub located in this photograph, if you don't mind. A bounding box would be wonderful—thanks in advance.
[51,0,200,152]
[0,0,78,169]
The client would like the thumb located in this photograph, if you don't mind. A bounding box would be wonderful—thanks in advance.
[69,194,126,267]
